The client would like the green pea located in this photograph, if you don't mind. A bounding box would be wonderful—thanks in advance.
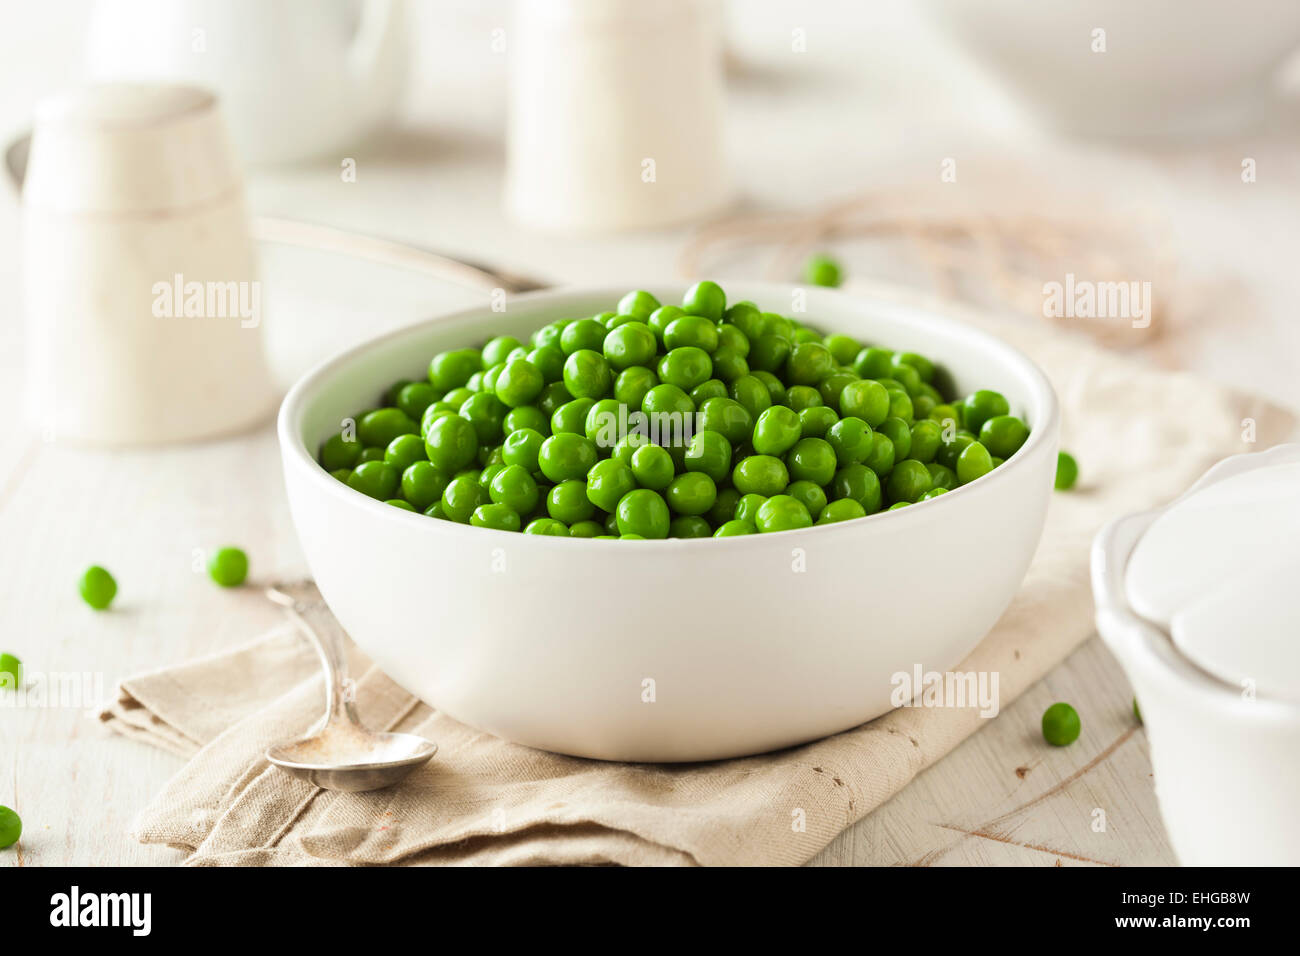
[852,346,894,379]
[562,349,613,399]
[684,429,732,483]
[615,366,659,409]
[786,385,823,412]
[348,460,399,500]
[471,503,521,532]
[647,305,686,343]
[755,494,813,533]
[401,461,449,510]
[831,464,883,513]
[428,348,482,391]
[681,280,726,321]
[786,479,827,519]
[479,463,505,488]
[446,386,476,407]
[206,546,249,587]
[709,348,749,384]
[883,384,914,423]
[716,323,750,357]
[641,383,695,419]
[502,427,546,472]
[586,458,637,512]
[730,374,773,421]
[357,446,386,464]
[658,346,713,391]
[525,517,570,536]
[603,321,658,370]
[383,378,413,406]
[538,433,599,483]
[666,472,717,516]
[441,475,488,523]
[979,415,1029,458]
[617,289,661,320]
[838,379,889,426]
[320,432,363,471]
[733,455,789,497]
[664,315,719,353]
[803,253,841,287]
[817,498,866,524]
[927,462,957,491]
[785,437,837,486]
[559,319,607,355]
[612,431,650,465]
[919,487,948,501]
[747,333,791,375]
[616,488,671,538]
[0,805,20,849]
[888,501,910,511]
[1041,702,1081,746]
[385,498,416,511]
[785,343,834,386]
[394,382,438,421]
[329,468,351,482]
[826,417,873,466]
[734,492,766,524]
[935,430,975,470]
[423,501,445,519]
[689,378,728,405]
[697,397,752,445]
[493,358,545,409]
[894,351,935,383]
[489,464,540,514]
[876,417,912,460]
[909,419,943,463]
[1055,451,1079,490]
[714,519,756,537]
[1,653,23,691]
[568,519,603,538]
[956,440,994,485]
[357,407,418,447]
[670,515,713,538]
[547,479,596,523]
[888,362,923,398]
[961,389,1010,434]
[551,397,597,436]
[708,487,741,526]
[423,414,479,472]
[885,460,933,503]
[821,333,858,365]
[536,381,572,418]
[384,433,426,473]
[752,405,802,457]
[798,405,839,439]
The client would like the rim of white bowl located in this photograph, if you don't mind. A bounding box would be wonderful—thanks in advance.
[1092,442,1300,716]
[279,282,1061,549]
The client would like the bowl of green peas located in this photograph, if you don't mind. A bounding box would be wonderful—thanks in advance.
[279,282,1059,761]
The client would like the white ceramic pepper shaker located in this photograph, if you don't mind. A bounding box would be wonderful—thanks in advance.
[22,83,278,445]
[505,0,730,233]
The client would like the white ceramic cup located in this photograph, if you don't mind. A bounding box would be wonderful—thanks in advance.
[505,0,730,232]
[22,83,278,445]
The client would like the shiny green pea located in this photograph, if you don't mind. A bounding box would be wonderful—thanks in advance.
[348,460,399,500]
[732,454,789,497]
[481,336,523,369]
[551,397,596,436]
[666,472,716,516]
[786,437,837,486]
[755,494,812,533]
[838,379,889,426]
[536,381,572,418]
[547,479,596,523]
[423,414,479,472]
[568,519,603,538]
[909,419,943,463]
[729,375,773,421]
[714,519,757,537]
[471,503,521,532]
[538,433,599,482]
[786,385,823,412]
[826,417,873,466]
[681,280,726,321]
[852,347,894,379]
[823,334,860,366]
[357,407,418,447]
[401,461,449,510]
[489,464,540,514]
[617,289,661,320]
[876,416,912,460]
[658,347,713,391]
[697,396,752,444]
[684,429,732,483]
[734,492,766,524]
[670,515,713,538]
[562,350,612,400]
[525,517,570,536]
[647,305,686,343]
[502,427,545,472]
[752,406,802,457]
[927,462,957,491]
[979,415,1030,458]
[459,392,507,443]
[441,475,488,523]
[919,487,948,501]
[616,488,671,538]
[1042,702,1081,746]
[1055,451,1079,490]
[615,366,659,408]
[786,479,827,519]
[357,446,386,464]
[395,382,439,421]
[886,459,933,503]
[384,433,427,472]
[956,441,994,484]
[716,323,750,356]
[961,389,1010,434]
[689,378,728,405]
[817,498,866,524]
[832,463,883,513]
[642,383,695,419]
[798,405,839,439]
[320,432,362,471]
[664,315,719,353]
[586,458,637,512]
[559,319,606,355]
[708,487,741,526]
[747,333,791,374]
[785,343,834,386]
[428,348,482,391]
[603,321,658,370]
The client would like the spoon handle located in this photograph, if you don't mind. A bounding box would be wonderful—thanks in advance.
[266,587,359,731]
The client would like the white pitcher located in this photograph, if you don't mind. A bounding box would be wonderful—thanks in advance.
[23,84,279,445]
[84,0,406,166]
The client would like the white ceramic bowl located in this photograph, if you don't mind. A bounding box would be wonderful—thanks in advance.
[1093,443,1300,865]
[279,284,1059,761]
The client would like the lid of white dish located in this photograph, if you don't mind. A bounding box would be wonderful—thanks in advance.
[23,83,241,215]
[1125,459,1300,701]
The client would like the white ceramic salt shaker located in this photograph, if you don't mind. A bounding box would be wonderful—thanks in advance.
[22,83,278,445]
[505,0,729,233]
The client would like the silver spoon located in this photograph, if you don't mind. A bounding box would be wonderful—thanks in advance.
[264,588,437,792]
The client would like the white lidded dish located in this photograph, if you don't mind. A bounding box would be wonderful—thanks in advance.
[1093,443,1300,865]
[279,283,1059,761]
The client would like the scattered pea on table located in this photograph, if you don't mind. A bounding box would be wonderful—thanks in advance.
[79,565,117,610]
[1041,702,1081,746]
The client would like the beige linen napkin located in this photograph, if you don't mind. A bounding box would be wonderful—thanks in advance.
[99,285,1296,866]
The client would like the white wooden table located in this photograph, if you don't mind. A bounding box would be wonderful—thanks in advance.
[3,1,1298,867]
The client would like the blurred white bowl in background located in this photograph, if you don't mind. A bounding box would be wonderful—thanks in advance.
[917,0,1300,139]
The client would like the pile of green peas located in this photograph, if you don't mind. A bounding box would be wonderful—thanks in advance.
[318,282,1032,539]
